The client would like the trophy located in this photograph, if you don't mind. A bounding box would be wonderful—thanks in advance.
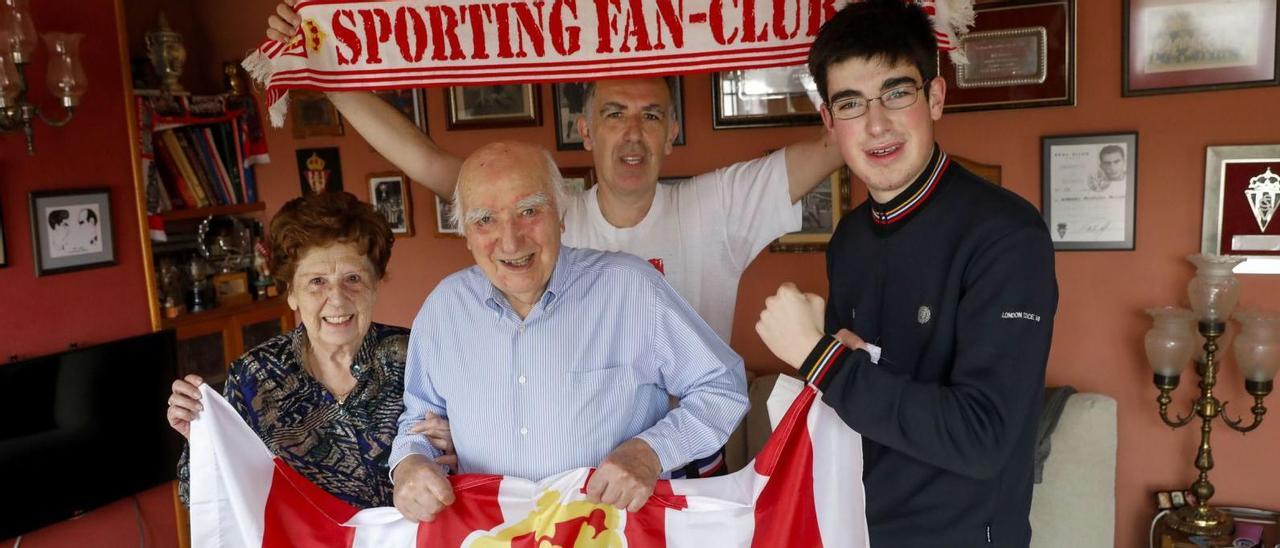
[145,14,187,93]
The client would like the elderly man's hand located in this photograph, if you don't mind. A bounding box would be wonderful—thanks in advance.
[166,374,206,440]
[755,282,826,370]
[586,438,661,512]
[392,455,455,522]
[409,412,458,469]
[266,0,300,42]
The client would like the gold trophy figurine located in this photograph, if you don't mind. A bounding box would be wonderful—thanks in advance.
[145,14,187,93]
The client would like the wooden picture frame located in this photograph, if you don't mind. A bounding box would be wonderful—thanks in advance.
[560,166,596,194]
[212,271,252,307]
[445,84,541,130]
[769,168,851,253]
[369,172,414,237]
[713,65,822,128]
[296,147,343,195]
[289,90,345,138]
[939,0,1076,113]
[1200,144,1280,274]
[29,188,117,276]
[434,194,462,238]
[553,78,686,149]
[1040,132,1139,250]
[374,89,427,133]
[1123,0,1279,96]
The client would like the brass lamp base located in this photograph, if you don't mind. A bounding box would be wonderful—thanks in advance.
[1165,505,1234,537]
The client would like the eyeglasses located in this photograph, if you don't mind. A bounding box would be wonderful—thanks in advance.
[826,81,928,120]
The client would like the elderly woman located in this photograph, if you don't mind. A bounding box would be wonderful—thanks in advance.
[167,191,409,509]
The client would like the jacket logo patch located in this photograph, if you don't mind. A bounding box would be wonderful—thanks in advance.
[917,306,932,324]
[850,306,856,321]
[1001,311,1041,322]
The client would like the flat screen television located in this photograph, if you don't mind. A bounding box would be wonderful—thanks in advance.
[0,329,183,539]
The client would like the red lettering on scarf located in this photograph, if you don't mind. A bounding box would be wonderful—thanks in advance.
[461,4,493,59]
[332,10,361,65]
[710,0,739,45]
[356,8,392,64]
[393,7,429,62]
[427,5,467,60]
[549,0,582,55]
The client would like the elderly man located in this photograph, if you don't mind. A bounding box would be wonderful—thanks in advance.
[389,142,749,523]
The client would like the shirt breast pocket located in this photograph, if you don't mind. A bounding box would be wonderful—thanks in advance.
[565,365,637,417]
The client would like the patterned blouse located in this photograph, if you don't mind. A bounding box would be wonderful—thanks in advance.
[178,322,409,509]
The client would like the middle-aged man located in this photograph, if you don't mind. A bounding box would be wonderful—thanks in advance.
[388,141,748,522]
[755,1,1058,545]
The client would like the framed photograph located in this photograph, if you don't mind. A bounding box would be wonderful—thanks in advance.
[1041,132,1138,251]
[713,64,822,128]
[369,172,414,237]
[770,168,851,253]
[28,189,116,276]
[939,0,1076,113]
[289,90,345,138]
[560,166,596,194]
[374,89,427,133]
[1156,491,1173,510]
[1200,144,1280,274]
[1123,0,1279,96]
[552,78,686,150]
[296,147,344,195]
[445,84,541,130]
[434,195,461,238]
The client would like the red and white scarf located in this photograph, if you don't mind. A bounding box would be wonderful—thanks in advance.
[243,0,973,126]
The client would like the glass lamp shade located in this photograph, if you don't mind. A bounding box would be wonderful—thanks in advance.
[1,0,37,64]
[1233,311,1280,382]
[1186,254,1246,322]
[0,51,19,107]
[43,32,86,107]
[1145,306,1199,377]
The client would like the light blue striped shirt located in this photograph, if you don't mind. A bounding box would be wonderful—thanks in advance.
[390,246,749,481]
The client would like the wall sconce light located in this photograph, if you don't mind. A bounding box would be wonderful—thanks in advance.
[1144,254,1278,536]
[0,0,87,155]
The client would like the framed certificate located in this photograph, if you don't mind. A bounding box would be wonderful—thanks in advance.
[940,0,1075,113]
[712,65,821,129]
[1124,0,1279,96]
[1200,144,1280,274]
[1040,133,1138,251]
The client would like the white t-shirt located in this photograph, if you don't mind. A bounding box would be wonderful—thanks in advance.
[563,150,801,342]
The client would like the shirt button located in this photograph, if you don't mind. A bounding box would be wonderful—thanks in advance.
[518,375,527,384]
[519,426,528,436]
[517,325,525,334]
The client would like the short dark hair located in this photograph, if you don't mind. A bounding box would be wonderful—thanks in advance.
[48,209,69,229]
[81,209,98,225]
[269,191,394,288]
[1099,145,1125,159]
[808,0,938,105]
[581,76,680,118]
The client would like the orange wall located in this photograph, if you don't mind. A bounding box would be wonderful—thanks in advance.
[193,1,1280,546]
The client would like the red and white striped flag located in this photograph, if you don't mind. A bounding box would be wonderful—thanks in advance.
[242,0,970,127]
[188,376,868,547]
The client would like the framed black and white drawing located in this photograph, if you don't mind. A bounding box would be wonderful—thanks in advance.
[1041,132,1139,250]
[29,189,116,276]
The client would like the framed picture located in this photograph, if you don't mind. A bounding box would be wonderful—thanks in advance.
[289,90,345,138]
[0,200,7,267]
[939,0,1076,113]
[445,84,541,130]
[434,195,461,238]
[374,89,427,133]
[1040,132,1138,251]
[713,64,821,129]
[296,147,343,195]
[1123,0,1279,96]
[28,189,116,276]
[560,166,596,194]
[770,168,851,253]
[369,172,414,237]
[1200,144,1280,274]
[552,78,686,150]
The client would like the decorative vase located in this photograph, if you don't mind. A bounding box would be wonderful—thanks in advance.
[1233,311,1280,383]
[1186,254,1246,322]
[1145,306,1199,377]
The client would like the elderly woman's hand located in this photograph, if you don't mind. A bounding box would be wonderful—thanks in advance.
[166,374,206,440]
[410,412,458,469]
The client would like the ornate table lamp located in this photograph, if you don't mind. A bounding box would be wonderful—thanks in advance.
[1144,254,1278,536]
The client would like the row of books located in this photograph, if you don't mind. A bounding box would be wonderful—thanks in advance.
[151,122,258,210]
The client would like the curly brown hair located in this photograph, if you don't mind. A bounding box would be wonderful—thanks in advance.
[269,191,394,288]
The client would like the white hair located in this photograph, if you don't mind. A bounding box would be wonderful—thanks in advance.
[450,148,569,235]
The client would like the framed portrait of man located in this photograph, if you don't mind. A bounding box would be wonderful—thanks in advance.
[368,172,414,237]
[1040,132,1139,250]
[28,189,116,276]
[445,84,541,130]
